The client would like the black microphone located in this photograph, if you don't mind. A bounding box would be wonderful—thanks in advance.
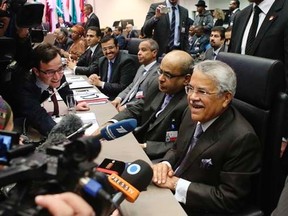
[46,81,72,100]
[95,119,137,141]
[109,159,153,206]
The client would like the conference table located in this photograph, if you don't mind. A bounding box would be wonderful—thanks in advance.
[43,74,187,216]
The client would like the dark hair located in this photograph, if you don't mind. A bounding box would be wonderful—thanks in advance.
[211,26,226,40]
[115,26,123,33]
[226,26,232,32]
[84,4,93,11]
[234,0,240,8]
[87,26,102,37]
[100,35,118,46]
[32,43,61,68]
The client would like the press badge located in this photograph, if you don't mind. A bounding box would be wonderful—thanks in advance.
[181,27,185,33]
[166,131,178,142]
[135,91,144,99]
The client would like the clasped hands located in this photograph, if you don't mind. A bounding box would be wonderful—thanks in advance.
[152,162,179,191]
[89,74,103,87]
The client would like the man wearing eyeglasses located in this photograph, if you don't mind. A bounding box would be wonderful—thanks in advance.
[103,50,193,161]
[10,43,89,136]
[152,60,261,214]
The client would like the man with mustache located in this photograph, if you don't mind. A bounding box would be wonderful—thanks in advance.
[152,60,261,215]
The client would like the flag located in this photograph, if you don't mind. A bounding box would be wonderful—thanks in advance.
[79,0,85,23]
[70,0,77,24]
[45,1,52,31]
[56,0,64,18]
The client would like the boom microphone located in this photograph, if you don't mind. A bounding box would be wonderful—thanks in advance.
[108,159,153,205]
[95,118,137,141]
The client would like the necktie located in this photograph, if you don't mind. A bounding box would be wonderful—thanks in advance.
[50,88,59,117]
[155,94,173,117]
[245,5,262,55]
[121,69,146,105]
[107,61,113,82]
[174,123,203,176]
[168,6,176,50]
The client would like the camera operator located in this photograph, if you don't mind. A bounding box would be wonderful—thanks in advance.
[35,192,96,216]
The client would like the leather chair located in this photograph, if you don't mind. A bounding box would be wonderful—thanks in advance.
[126,38,144,69]
[216,52,288,215]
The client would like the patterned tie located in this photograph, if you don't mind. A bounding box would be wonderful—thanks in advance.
[107,61,113,82]
[168,6,176,50]
[155,94,173,117]
[245,5,262,55]
[50,88,59,117]
[174,123,203,176]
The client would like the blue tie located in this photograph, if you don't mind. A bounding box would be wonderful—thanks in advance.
[168,6,176,50]
[107,61,113,82]
[155,94,173,117]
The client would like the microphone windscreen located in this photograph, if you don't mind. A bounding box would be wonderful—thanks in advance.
[50,114,83,137]
[100,118,137,141]
[121,159,153,191]
[37,133,68,152]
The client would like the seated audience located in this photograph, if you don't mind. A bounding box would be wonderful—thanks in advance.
[111,39,160,112]
[188,25,196,47]
[113,26,126,50]
[213,8,225,26]
[89,35,138,100]
[152,60,261,215]
[54,27,73,52]
[55,16,72,29]
[10,43,89,136]
[61,25,87,61]
[125,24,139,39]
[105,50,192,161]
[204,26,226,60]
[103,26,113,36]
[68,26,103,76]
[189,25,209,61]
[224,26,232,52]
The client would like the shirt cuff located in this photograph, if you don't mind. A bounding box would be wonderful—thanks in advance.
[174,178,190,204]
[101,82,105,89]
[109,119,118,123]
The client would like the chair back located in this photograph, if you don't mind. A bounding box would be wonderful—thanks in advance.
[126,38,144,69]
[217,52,288,215]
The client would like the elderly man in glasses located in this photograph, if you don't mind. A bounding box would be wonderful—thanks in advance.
[152,60,261,215]
[101,50,192,161]
[10,43,89,136]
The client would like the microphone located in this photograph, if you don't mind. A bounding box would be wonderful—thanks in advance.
[95,118,137,141]
[66,122,93,140]
[48,81,72,99]
[108,159,153,205]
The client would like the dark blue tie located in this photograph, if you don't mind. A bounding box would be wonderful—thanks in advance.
[168,6,176,50]
[107,61,113,82]
[245,5,262,55]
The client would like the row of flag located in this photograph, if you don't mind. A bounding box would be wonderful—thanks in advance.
[31,0,86,32]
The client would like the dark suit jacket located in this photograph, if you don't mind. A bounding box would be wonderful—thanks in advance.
[56,22,72,28]
[164,106,261,215]
[118,62,159,106]
[229,0,288,87]
[214,19,224,27]
[127,30,139,38]
[76,44,103,76]
[228,8,240,26]
[143,2,190,56]
[98,51,137,100]
[204,45,226,60]
[113,78,188,160]
[85,13,100,30]
[11,74,73,136]
[189,34,209,56]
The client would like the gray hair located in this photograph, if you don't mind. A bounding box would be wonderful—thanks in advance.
[143,38,159,52]
[194,60,237,96]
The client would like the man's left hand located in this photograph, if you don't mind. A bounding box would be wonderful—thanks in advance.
[76,101,90,111]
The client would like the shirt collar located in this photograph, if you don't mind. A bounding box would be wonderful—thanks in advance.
[143,60,157,72]
[199,116,219,132]
[89,44,98,53]
[35,76,49,93]
[255,0,274,15]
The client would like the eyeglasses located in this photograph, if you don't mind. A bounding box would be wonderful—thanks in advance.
[157,68,186,79]
[38,65,65,77]
[102,45,116,52]
[185,85,218,96]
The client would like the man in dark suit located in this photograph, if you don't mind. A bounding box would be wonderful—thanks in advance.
[10,43,89,136]
[54,27,73,52]
[111,39,160,112]
[125,24,139,38]
[152,60,261,215]
[107,50,193,161]
[143,0,190,57]
[228,0,241,26]
[113,26,126,50]
[84,4,100,31]
[189,25,209,60]
[204,26,226,60]
[55,16,72,29]
[67,26,103,77]
[89,35,137,100]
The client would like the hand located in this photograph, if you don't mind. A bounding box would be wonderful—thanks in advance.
[117,105,125,112]
[67,60,77,70]
[152,162,174,185]
[281,140,287,158]
[35,192,95,216]
[154,175,179,191]
[89,74,102,87]
[16,27,29,39]
[155,4,167,17]
[76,101,90,111]
[111,98,121,108]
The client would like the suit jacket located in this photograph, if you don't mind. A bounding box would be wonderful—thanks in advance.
[118,62,159,105]
[143,2,190,56]
[76,44,103,76]
[115,35,126,50]
[272,175,288,216]
[11,74,73,136]
[214,19,224,27]
[164,106,261,215]
[127,30,139,38]
[113,78,188,160]
[85,13,100,30]
[229,0,288,87]
[204,45,226,60]
[189,34,209,56]
[228,8,241,26]
[54,37,73,51]
[56,21,72,28]
[98,51,138,100]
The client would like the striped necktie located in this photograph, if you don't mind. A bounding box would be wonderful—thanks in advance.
[168,6,176,50]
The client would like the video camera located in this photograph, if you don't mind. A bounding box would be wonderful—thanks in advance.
[0,136,115,216]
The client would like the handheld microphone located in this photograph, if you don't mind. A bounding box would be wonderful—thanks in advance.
[95,118,137,141]
[108,159,153,205]
[66,122,93,140]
